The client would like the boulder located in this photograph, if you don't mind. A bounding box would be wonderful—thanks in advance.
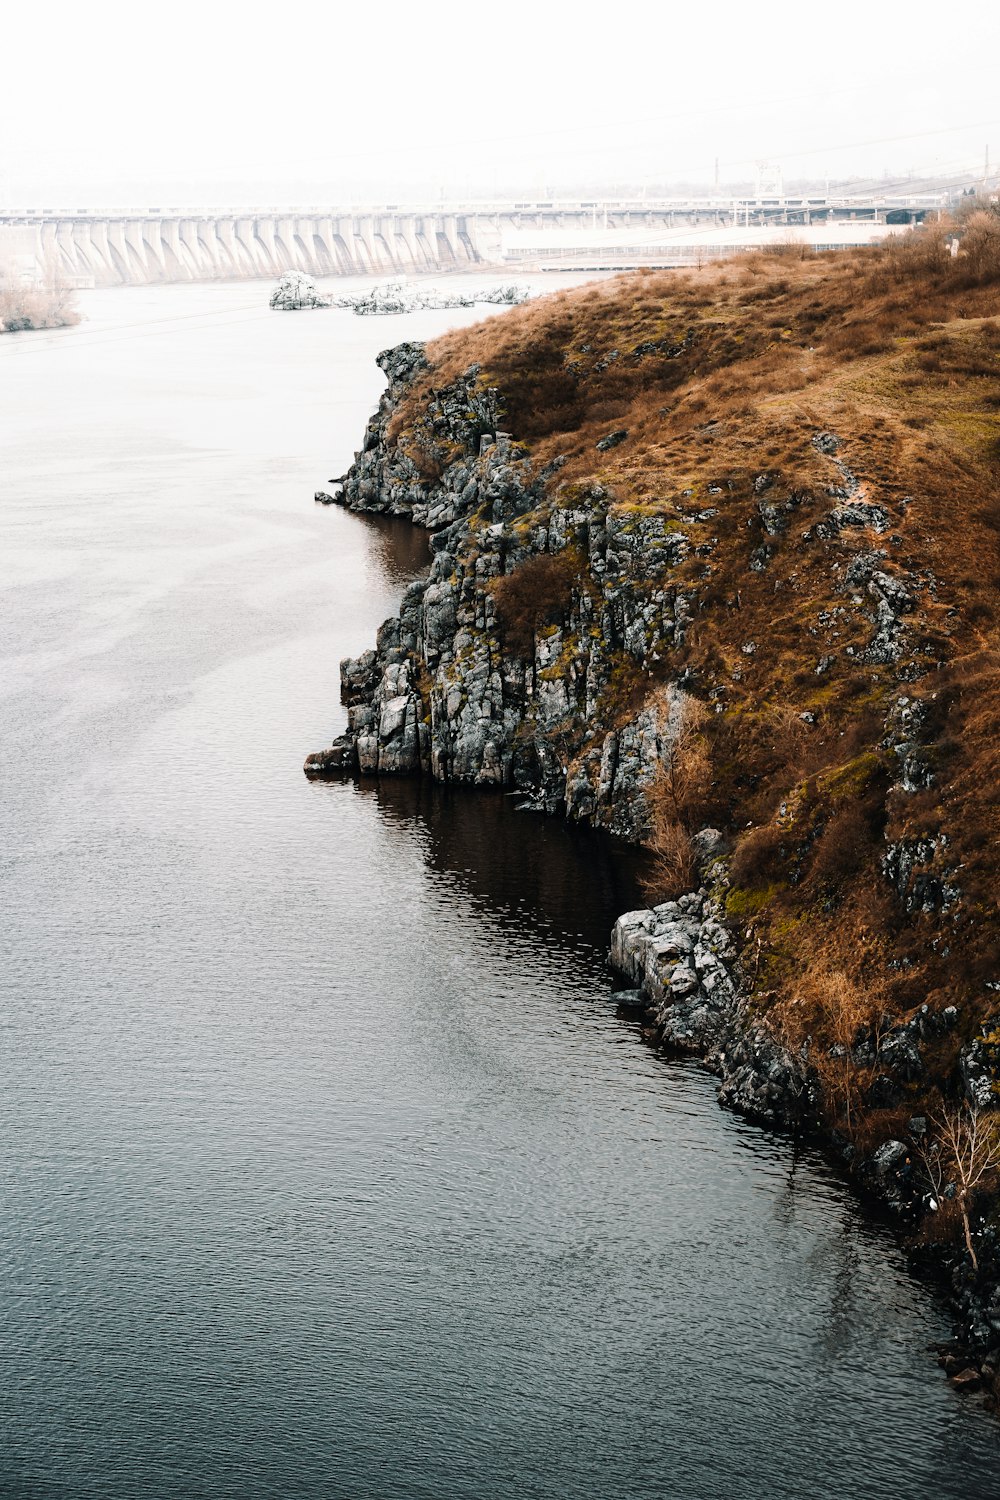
[269,271,330,311]
[303,736,357,778]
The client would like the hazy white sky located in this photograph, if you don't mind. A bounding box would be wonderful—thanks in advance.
[3,0,998,203]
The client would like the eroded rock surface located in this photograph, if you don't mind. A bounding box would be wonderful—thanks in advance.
[611,892,808,1127]
[307,344,697,840]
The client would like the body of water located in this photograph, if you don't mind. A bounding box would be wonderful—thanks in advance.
[1,282,997,1498]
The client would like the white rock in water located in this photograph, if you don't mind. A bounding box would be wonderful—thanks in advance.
[330,279,532,317]
[269,271,331,310]
[478,284,531,305]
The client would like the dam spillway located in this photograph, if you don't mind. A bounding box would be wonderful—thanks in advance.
[0,209,490,287]
[0,195,945,287]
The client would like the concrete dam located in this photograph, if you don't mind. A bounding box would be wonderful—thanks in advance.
[0,209,493,287]
[0,196,944,287]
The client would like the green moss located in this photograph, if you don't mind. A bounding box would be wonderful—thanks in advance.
[725,882,784,919]
[817,751,886,800]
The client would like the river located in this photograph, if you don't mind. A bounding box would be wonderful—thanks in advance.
[1,282,997,1499]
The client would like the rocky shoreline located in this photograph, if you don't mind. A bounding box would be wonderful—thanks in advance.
[307,334,1000,1406]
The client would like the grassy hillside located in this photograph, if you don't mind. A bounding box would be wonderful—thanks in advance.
[394,210,1000,1160]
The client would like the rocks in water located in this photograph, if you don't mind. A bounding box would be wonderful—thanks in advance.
[331,281,530,316]
[303,736,357,778]
[271,276,528,317]
[478,283,532,305]
[269,271,331,310]
[610,891,807,1127]
[333,281,428,316]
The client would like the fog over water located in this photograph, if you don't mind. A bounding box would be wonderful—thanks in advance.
[2,285,1000,1497]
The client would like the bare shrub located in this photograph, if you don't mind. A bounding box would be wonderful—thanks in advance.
[641,818,697,902]
[957,211,1000,287]
[729,822,788,887]
[806,805,876,892]
[917,1105,1000,1270]
[405,442,445,484]
[642,696,712,902]
[490,548,582,657]
[0,263,79,332]
[646,696,711,828]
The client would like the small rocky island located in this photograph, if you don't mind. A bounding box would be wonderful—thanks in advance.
[330,281,529,316]
[269,270,331,310]
[270,270,529,316]
[309,212,1000,1399]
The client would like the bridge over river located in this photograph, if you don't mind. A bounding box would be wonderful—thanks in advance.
[0,194,946,286]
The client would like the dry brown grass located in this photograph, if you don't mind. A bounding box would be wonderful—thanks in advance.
[384,224,1000,1136]
[641,697,712,901]
[780,947,891,1134]
[641,819,698,903]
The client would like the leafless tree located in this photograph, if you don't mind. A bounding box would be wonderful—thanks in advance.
[641,695,711,901]
[918,1105,1000,1272]
[650,694,710,826]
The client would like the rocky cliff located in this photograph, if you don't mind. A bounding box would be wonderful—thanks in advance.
[309,230,1000,1392]
[309,341,699,843]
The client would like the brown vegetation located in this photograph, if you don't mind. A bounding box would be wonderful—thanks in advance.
[641,696,712,901]
[490,547,584,655]
[386,208,1000,1182]
[0,265,79,333]
[917,1107,1000,1270]
[781,950,889,1134]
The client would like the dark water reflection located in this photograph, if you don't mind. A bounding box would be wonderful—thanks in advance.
[364,776,650,951]
[359,510,434,587]
[2,285,998,1499]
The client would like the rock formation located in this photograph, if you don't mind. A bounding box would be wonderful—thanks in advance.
[330,281,530,316]
[307,234,1000,1392]
[269,271,331,310]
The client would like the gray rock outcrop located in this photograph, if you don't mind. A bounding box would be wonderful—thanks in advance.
[307,342,696,840]
[611,892,809,1127]
[269,271,331,310]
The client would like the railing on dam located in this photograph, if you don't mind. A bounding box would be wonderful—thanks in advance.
[1,191,950,219]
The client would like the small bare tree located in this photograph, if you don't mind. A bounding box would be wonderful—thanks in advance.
[641,694,711,902]
[650,694,710,826]
[918,1106,1000,1272]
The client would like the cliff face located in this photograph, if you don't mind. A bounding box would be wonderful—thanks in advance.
[309,234,1000,1373]
[311,343,706,843]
